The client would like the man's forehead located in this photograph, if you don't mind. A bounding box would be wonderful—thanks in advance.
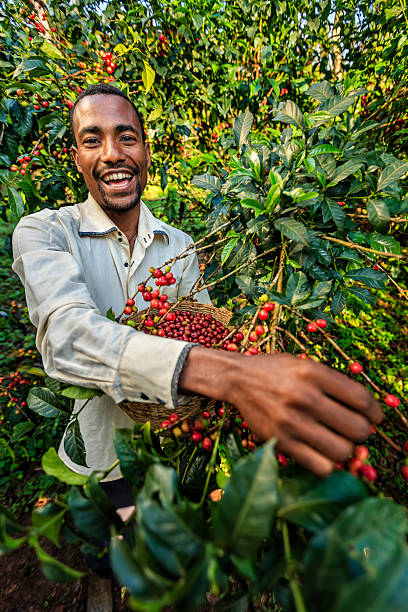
[73,94,141,132]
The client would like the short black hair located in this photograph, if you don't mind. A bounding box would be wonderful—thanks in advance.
[69,83,146,147]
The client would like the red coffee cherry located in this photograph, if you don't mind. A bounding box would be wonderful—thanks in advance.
[360,464,377,482]
[316,319,327,328]
[258,309,269,321]
[126,298,135,306]
[385,394,400,408]
[202,437,212,451]
[306,322,317,332]
[255,325,265,336]
[263,302,275,312]
[354,445,369,461]
[350,362,364,374]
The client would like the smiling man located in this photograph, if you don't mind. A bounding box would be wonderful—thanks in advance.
[12,84,383,610]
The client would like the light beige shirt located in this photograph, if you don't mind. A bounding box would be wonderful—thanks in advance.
[12,195,210,480]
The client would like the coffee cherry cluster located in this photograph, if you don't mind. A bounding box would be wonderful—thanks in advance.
[158,405,258,453]
[141,309,244,350]
[348,445,377,482]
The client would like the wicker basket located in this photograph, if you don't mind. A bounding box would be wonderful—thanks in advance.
[119,301,232,429]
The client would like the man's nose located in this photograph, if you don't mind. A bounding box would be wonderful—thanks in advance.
[100,137,125,163]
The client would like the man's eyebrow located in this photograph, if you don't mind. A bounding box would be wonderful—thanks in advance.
[115,124,140,136]
[78,126,103,140]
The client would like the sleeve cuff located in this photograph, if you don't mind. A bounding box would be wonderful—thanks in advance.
[119,332,194,410]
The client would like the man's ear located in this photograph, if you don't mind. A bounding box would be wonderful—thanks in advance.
[145,141,151,170]
[71,146,82,174]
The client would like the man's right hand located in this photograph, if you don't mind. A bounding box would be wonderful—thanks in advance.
[178,348,383,476]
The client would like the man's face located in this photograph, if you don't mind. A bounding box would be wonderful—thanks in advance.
[71,94,151,212]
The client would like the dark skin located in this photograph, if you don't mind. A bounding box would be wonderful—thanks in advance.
[72,93,384,477]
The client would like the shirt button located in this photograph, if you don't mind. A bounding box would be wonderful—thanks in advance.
[118,231,122,236]
[124,262,128,267]
[118,238,123,242]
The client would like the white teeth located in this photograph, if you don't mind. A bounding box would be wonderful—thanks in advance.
[103,172,132,183]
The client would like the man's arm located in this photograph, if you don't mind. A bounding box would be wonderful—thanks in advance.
[179,347,383,476]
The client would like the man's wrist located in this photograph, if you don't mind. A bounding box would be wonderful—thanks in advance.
[178,346,245,404]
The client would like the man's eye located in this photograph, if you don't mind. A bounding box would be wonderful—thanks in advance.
[121,135,136,142]
[84,138,100,145]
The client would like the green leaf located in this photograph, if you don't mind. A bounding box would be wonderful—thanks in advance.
[274,218,310,246]
[278,470,368,531]
[332,544,408,612]
[110,536,154,599]
[322,199,347,230]
[7,187,25,219]
[85,473,124,530]
[142,61,155,93]
[106,307,116,320]
[141,464,177,506]
[274,100,305,130]
[148,105,163,121]
[305,81,335,103]
[216,592,251,611]
[31,538,84,582]
[41,39,65,60]
[10,421,35,442]
[114,428,155,488]
[345,267,387,289]
[64,420,86,467]
[308,144,342,157]
[331,289,346,315]
[328,160,364,186]
[221,236,240,264]
[367,199,390,230]
[191,174,222,193]
[368,233,400,254]
[61,385,102,399]
[320,95,357,117]
[377,160,408,191]
[213,441,279,557]
[304,157,316,173]
[302,498,407,609]
[349,287,375,304]
[233,109,253,149]
[13,58,51,78]
[241,198,264,217]
[286,271,309,304]
[32,502,66,547]
[27,387,69,418]
[42,447,89,485]
[68,486,111,540]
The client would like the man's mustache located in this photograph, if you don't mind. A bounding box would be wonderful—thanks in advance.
[93,164,139,180]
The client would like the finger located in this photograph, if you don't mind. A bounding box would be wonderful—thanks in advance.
[276,437,335,477]
[308,362,383,424]
[311,397,372,441]
[284,408,354,462]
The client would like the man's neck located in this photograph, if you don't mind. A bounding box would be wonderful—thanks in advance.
[100,202,141,244]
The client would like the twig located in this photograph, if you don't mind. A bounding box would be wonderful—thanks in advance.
[270,246,286,352]
[319,234,407,261]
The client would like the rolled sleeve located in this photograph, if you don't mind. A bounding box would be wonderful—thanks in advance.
[12,215,194,408]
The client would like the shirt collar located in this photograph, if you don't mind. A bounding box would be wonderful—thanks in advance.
[78,193,169,245]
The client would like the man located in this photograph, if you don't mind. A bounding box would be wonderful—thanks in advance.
[12,84,383,609]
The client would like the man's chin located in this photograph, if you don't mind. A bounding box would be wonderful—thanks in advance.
[98,186,141,212]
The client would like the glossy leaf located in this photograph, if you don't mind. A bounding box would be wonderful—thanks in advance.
[32,538,84,582]
[345,267,387,289]
[377,160,408,191]
[274,100,305,130]
[192,174,222,193]
[60,385,102,399]
[68,486,111,540]
[110,536,155,599]
[274,218,310,246]
[305,81,335,103]
[32,502,66,547]
[367,199,390,230]
[328,160,364,186]
[10,421,35,442]
[7,187,25,218]
[42,447,89,485]
[142,61,155,93]
[212,441,279,557]
[233,109,253,149]
[41,40,64,60]
[64,419,86,467]
[331,288,346,315]
[368,233,400,254]
[27,387,69,418]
